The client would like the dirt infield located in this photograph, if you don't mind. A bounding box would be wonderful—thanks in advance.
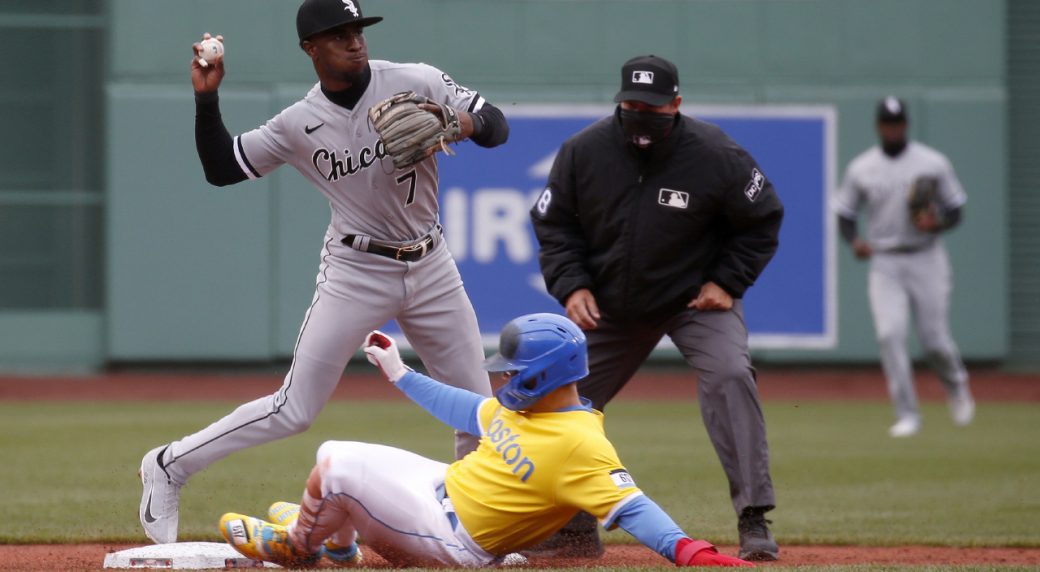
[2,542,1039,570]
[2,366,1037,569]
[2,365,1038,402]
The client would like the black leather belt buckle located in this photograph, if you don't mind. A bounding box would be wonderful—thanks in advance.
[342,232,434,262]
[395,237,431,261]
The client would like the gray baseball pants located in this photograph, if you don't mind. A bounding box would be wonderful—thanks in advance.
[579,300,776,515]
[868,246,969,422]
[161,232,490,485]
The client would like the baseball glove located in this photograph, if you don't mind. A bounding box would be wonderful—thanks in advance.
[368,91,461,170]
[907,176,944,227]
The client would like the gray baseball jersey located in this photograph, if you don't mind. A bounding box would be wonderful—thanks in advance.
[236,59,486,241]
[834,141,966,253]
[835,140,971,425]
[159,61,495,497]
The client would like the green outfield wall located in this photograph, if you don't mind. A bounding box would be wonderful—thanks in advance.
[0,0,1018,369]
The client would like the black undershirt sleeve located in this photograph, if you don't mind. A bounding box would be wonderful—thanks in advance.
[195,91,248,187]
[838,214,858,243]
[467,102,509,148]
[942,205,962,230]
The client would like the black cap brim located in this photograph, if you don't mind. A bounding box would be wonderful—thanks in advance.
[355,16,382,27]
[613,90,676,106]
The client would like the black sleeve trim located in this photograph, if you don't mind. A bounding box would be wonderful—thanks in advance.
[469,102,509,148]
[195,91,249,187]
[235,135,260,178]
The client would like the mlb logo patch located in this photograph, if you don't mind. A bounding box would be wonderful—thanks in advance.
[744,168,765,202]
[658,188,689,209]
[632,71,655,85]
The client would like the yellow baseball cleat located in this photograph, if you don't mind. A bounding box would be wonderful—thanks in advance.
[267,502,363,566]
[219,513,319,568]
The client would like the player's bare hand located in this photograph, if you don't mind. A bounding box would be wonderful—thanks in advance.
[363,330,411,383]
[688,281,733,311]
[852,238,873,259]
[565,289,601,330]
[191,33,225,93]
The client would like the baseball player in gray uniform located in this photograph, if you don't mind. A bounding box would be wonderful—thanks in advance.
[834,96,973,438]
[138,0,509,544]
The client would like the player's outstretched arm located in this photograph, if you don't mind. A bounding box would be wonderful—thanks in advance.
[190,33,250,187]
[610,495,753,567]
[364,331,484,435]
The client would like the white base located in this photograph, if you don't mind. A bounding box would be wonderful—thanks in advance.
[103,542,279,569]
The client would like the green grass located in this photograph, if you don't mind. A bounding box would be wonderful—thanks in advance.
[1,398,1037,552]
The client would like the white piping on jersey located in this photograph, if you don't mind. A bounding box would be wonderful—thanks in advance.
[471,96,486,113]
[233,135,259,180]
[600,490,645,528]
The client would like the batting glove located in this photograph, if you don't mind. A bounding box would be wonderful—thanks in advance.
[675,539,754,567]
[363,330,411,383]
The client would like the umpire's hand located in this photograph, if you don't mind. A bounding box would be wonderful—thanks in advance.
[565,288,601,330]
[688,281,733,311]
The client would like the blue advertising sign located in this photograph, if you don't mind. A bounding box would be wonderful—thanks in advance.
[392,105,835,349]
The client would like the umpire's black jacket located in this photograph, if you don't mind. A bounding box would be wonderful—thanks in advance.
[530,109,784,323]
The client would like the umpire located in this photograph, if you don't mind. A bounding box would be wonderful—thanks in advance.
[529,55,783,561]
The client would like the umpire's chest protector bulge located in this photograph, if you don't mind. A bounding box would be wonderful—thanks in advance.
[532,111,784,322]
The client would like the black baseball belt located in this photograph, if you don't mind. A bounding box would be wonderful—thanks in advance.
[882,243,931,255]
[341,224,442,262]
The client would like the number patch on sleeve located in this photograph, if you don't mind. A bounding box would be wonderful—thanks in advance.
[536,187,553,215]
[610,468,636,489]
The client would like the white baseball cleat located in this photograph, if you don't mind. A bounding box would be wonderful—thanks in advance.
[888,417,921,438]
[139,444,182,544]
[949,393,975,426]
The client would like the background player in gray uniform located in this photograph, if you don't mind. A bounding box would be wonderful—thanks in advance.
[530,55,783,562]
[138,0,509,544]
[834,96,974,438]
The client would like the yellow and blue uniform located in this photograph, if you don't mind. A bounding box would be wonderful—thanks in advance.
[446,399,641,553]
[396,371,687,561]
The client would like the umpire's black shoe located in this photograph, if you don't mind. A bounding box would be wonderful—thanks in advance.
[522,511,604,558]
[737,506,779,561]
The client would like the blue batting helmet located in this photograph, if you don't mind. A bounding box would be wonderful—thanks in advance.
[483,313,589,411]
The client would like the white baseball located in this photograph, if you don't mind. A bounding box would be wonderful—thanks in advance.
[500,553,528,566]
[198,38,224,67]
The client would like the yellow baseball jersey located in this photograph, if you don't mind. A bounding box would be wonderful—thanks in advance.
[444,399,642,555]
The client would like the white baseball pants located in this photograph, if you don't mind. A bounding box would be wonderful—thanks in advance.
[162,232,490,484]
[293,440,496,568]
[868,245,970,422]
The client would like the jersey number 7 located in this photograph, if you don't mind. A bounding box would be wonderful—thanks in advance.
[396,170,417,207]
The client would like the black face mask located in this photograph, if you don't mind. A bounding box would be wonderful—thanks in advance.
[881,138,907,157]
[619,109,675,148]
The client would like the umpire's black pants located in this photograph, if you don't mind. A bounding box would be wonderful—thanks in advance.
[580,300,776,515]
